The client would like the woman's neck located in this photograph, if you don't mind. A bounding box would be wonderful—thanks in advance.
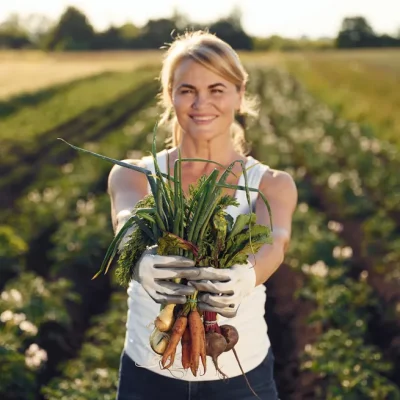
[174,136,244,175]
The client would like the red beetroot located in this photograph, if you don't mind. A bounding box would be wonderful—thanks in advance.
[205,332,228,379]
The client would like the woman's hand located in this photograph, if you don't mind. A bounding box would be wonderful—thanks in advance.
[188,261,256,318]
[134,246,198,304]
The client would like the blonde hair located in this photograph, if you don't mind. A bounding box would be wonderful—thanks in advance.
[158,30,258,155]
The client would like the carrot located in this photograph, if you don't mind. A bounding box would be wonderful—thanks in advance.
[181,325,191,370]
[188,309,203,376]
[161,315,187,369]
[199,318,207,374]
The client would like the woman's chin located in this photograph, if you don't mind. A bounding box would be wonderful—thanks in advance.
[185,125,226,141]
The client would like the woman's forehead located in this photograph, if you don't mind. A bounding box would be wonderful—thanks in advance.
[172,59,233,88]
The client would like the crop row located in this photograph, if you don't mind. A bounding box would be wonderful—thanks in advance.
[0,69,159,210]
[0,99,161,399]
[284,54,400,151]
[247,67,400,398]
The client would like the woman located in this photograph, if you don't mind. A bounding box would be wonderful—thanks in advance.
[110,31,298,400]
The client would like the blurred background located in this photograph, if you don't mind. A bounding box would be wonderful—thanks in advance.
[0,1,399,399]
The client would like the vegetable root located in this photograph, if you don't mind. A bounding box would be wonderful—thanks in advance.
[220,324,239,352]
[199,318,207,374]
[155,304,175,332]
[188,309,203,376]
[161,315,187,369]
[205,332,228,379]
[149,327,170,355]
[220,324,260,399]
[181,325,191,370]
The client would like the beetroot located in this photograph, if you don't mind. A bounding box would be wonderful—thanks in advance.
[205,332,228,378]
[219,324,260,399]
[220,324,239,352]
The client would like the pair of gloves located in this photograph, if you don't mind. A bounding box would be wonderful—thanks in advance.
[133,246,257,318]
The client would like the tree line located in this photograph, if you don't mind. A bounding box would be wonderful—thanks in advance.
[0,6,399,51]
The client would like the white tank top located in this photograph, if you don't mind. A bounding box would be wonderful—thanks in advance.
[124,149,271,381]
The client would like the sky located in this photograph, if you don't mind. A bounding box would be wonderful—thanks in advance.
[1,0,399,39]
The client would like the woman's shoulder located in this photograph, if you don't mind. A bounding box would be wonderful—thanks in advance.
[107,157,149,195]
[255,160,298,206]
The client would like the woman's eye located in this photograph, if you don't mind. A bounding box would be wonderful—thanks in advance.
[180,89,193,94]
[211,89,223,94]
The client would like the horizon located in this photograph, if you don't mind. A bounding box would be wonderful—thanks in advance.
[0,0,399,39]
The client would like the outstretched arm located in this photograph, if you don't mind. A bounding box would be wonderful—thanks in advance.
[249,169,298,286]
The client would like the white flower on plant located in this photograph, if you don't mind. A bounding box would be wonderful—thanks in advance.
[20,320,38,335]
[25,343,48,369]
[360,270,368,281]
[333,246,353,260]
[95,368,109,378]
[298,203,309,213]
[43,187,60,203]
[342,246,353,258]
[13,313,26,324]
[0,310,14,323]
[310,261,328,278]
[302,260,328,278]
[296,167,306,178]
[319,136,335,154]
[33,278,46,295]
[10,289,22,303]
[304,344,312,353]
[27,190,41,203]
[328,173,342,189]
[1,291,9,301]
[328,221,343,233]
[61,163,74,174]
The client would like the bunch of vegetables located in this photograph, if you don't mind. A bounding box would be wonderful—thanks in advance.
[59,126,273,395]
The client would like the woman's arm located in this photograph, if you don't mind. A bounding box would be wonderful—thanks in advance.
[107,159,148,234]
[249,169,298,286]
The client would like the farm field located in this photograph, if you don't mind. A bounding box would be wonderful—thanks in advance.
[283,50,400,150]
[0,49,399,400]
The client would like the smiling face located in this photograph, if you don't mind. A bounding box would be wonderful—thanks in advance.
[171,58,243,144]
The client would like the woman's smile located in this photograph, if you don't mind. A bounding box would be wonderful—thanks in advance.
[189,114,218,124]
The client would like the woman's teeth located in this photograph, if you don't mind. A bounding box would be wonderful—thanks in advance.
[191,116,216,121]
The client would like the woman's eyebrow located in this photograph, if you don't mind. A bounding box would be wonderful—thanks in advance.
[177,83,227,90]
[209,83,227,89]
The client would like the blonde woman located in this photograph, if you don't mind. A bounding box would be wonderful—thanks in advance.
[111,31,298,400]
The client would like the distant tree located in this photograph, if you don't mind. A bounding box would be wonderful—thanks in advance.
[92,26,121,49]
[18,14,54,49]
[336,16,378,48]
[336,16,400,48]
[46,6,95,50]
[0,13,31,48]
[136,18,177,48]
[208,7,252,50]
[118,23,140,48]
[378,34,400,47]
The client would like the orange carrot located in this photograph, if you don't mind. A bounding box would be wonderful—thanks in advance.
[161,315,187,369]
[188,309,203,376]
[181,325,191,370]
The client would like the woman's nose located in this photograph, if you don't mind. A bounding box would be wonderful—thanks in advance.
[192,93,210,109]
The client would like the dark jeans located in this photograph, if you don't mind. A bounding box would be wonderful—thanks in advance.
[116,348,279,400]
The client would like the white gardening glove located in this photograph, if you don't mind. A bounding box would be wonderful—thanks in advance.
[133,246,202,304]
[188,261,256,318]
[115,210,196,304]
